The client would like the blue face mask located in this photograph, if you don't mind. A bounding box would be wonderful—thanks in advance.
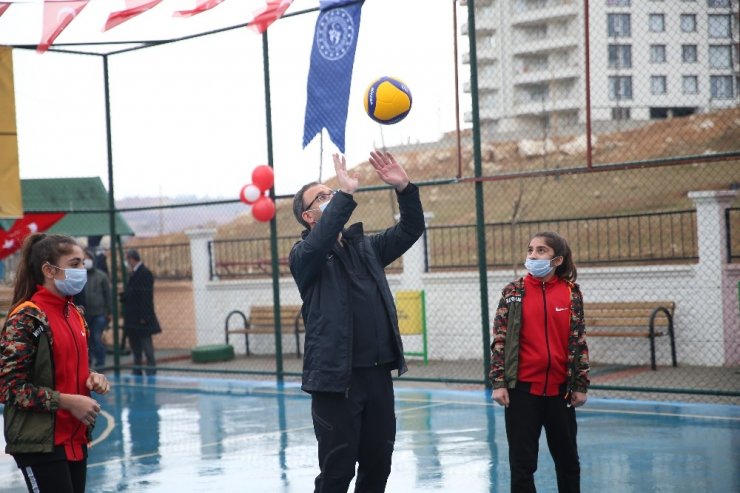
[524,258,555,278]
[318,199,331,213]
[51,266,87,296]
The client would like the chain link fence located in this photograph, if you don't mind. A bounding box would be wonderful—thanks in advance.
[2,0,738,403]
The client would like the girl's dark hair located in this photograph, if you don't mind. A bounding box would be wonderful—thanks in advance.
[533,231,577,282]
[11,233,79,310]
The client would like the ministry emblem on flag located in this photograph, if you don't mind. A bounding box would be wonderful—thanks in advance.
[316,8,356,62]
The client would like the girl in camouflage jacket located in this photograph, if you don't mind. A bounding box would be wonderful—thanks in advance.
[490,231,589,493]
[0,233,110,493]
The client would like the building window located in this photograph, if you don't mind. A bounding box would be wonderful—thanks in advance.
[680,14,697,32]
[708,15,731,38]
[608,44,632,68]
[709,45,732,69]
[612,107,631,120]
[651,76,667,94]
[607,0,630,5]
[710,75,734,99]
[608,14,631,37]
[708,0,730,7]
[609,76,633,100]
[682,76,698,94]
[682,45,698,63]
[650,45,667,63]
[649,14,665,32]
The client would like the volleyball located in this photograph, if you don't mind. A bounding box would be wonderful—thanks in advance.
[363,76,412,125]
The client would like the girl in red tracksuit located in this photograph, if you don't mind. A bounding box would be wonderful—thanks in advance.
[0,233,111,493]
[490,231,590,493]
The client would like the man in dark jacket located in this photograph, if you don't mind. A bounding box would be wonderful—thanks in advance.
[290,150,425,493]
[121,249,161,376]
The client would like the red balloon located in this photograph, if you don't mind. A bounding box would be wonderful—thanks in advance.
[251,196,275,222]
[252,165,274,192]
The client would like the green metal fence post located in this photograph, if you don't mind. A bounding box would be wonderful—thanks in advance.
[466,0,492,388]
[262,30,284,383]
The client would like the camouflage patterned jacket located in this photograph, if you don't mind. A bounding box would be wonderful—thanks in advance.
[489,278,590,394]
[0,300,90,454]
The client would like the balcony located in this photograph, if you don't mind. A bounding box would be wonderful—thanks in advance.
[463,78,500,93]
[462,45,499,64]
[511,34,578,55]
[464,106,500,123]
[513,65,580,85]
[511,0,578,26]
[512,94,581,116]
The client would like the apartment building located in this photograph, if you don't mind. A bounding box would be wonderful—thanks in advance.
[460,0,739,140]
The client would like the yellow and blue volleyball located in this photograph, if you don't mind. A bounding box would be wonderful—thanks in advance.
[363,76,412,125]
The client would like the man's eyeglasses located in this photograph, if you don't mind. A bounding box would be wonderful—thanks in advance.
[304,190,336,212]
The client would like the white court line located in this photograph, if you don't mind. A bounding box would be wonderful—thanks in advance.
[90,409,115,448]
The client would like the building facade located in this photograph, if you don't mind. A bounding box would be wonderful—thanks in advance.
[460,0,739,140]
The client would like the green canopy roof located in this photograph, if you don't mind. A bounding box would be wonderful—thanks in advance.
[0,177,134,236]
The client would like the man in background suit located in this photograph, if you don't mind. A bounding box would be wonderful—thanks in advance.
[121,249,161,376]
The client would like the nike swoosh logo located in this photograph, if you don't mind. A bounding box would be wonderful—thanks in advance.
[555,307,568,312]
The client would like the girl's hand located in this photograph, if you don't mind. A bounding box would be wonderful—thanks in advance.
[86,372,111,395]
[492,388,510,408]
[59,393,101,426]
[571,391,587,408]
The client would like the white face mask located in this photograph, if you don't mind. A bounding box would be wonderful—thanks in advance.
[83,259,94,270]
[49,265,87,296]
[318,199,331,213]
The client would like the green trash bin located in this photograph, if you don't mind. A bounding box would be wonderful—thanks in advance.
[191,344,235,363]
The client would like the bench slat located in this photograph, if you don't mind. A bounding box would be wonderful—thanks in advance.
[586,309,672,318]
[585,302,674,312]
[588,331,666,338]
[587,318,671,327]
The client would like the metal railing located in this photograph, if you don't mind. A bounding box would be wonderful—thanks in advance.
[132,243,191,280]
[427,210,698,270]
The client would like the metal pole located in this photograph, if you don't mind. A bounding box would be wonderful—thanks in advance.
[466,0,491,387]
[262,30,284,382]
[583,0,593,169]
[102,54,121,375]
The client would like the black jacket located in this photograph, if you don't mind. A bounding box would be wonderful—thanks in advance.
[289,184,425,393]
[121,263,161,336]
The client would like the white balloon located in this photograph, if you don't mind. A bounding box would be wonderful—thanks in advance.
[241,184,262,204]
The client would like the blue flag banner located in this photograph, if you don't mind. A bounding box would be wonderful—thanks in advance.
[302,0,363,153]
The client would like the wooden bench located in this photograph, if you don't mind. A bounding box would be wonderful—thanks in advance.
[585,301,676,371]
[225,305,304,357]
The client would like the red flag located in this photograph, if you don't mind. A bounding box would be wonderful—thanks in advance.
[0,213,66,260]
[0,3,11,19]
[249,0,293,34]
[37,0,89,53]
[103,0,164,32]
[173,0,225,18]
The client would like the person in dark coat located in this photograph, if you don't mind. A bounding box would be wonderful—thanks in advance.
[120,249,161,376]
[290,150,425,493]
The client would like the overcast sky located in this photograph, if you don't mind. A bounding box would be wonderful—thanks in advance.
[0,0,466,199]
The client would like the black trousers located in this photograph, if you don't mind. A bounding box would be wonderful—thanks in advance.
[505,387,580,493]
[128,333,156,375]
[311,366,396,493]
[17,458,87,493]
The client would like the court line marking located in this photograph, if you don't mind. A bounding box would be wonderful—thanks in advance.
[108,382,740,423]
[90,409,115,448]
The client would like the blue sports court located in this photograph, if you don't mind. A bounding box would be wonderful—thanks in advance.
[1,375,739,492]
